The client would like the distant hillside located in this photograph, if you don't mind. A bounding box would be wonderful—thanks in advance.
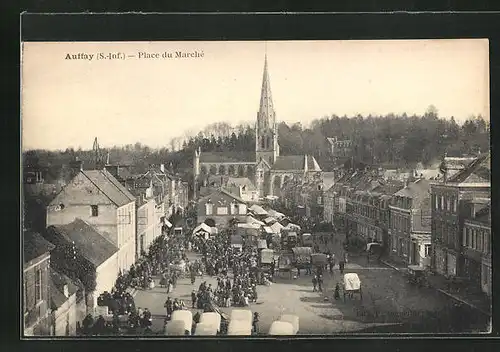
[23,111,489,182]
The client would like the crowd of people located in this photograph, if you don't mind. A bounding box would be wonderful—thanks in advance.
[188,232,264,310]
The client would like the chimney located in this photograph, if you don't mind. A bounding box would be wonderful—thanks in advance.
[160,164,165,173]
[63,284,69,298]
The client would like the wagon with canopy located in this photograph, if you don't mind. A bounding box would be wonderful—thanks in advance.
[279,314,299,335]
[171,310,193,335]
[342,273,362,301]
[227,319,252,335]
[268,321,295,335]
[194,322,218,336]
[311,253,328,271]
[199,312,221,332]
[366,242,383,263]
[165,320,190,336]
[277,251,294,279]
[292,247,313,274]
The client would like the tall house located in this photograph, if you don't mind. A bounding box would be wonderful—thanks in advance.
[23,231,54,336]
[255,54,279,166]
[389,178,432,267]
[462,198,491,296]
[46,164,137,273]
[431,153,490,278]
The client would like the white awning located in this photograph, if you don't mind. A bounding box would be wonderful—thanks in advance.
[264,216,277,224]
[237,223,260,229]
[164,220,173,228]
[193,223,212,234]
[270,222,284,236]
[284,223,301,230]
[249,204,268,215]
[246,216,265,226]
[263,226,274,234]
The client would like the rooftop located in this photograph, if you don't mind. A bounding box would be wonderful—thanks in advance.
[48,219,119,267]
[82,169,136,207]
[199,151,256,163]
[272,155,322,171]
[447,153,490,184]
[24,231,55,264]
[49,269,79,310]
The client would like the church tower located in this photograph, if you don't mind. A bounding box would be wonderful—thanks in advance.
[255,54,279,166]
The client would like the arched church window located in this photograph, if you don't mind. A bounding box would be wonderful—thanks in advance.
[261,136,265,149]
[267,136,271,149]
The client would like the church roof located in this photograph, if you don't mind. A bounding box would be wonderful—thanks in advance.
[199,151,256,163]
[272,155,322,171]
[226,177,257,190]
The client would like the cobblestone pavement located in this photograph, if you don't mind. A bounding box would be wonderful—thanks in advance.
[133,236,489,334]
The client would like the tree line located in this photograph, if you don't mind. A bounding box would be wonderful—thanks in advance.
[23,107,489,183]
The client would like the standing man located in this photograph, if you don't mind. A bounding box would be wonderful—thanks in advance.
[318,275,324,292]
[328,253,335,274]
[312,275,318,292]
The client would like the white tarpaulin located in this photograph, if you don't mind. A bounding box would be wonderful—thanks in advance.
[193,223,212,234]
[263,226,274,234]
[237,222,260,229]
[164,219,173,228]
[284,223,301,230]
[246,216,265,226]
[270,222,284,235]
[268,321,294,335]
[264,216,277,224]
[343,273,361,291]
[249,204,268,216]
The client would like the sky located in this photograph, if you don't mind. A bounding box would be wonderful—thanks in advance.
[21,39,489,151]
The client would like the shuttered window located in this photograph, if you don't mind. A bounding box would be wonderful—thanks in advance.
[35,268,42,303]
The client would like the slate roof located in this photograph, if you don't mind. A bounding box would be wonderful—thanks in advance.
[49,269,79,310]
[447,153,490,184]
[393,179,431,207]
[82,169,136,207]
[24,231,55,264]
[272,155,322,171]
[50,219,118,267]
[199,152,256,163]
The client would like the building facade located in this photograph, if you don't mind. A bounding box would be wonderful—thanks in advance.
[45,219,120,309]
[389,179,432,266]
[193,55,322,199]
[197,188,248,229]
[49,269,79,336]
[136,195,158,258]
[462,198,491,296]
[23,231,54,336]
[431,153,490,278]
[47,166,136,273]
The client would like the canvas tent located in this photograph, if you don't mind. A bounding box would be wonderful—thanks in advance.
[249,204,268,216]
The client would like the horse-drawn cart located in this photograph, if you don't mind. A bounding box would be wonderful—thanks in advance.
[343,273,362,301]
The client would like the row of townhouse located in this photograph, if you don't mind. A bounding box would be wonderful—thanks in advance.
[321,153,491,298]
[280,172,327,225]
[430,153,491,297]
[323,166,437,266]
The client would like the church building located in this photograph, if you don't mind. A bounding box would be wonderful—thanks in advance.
[193,55,322,199]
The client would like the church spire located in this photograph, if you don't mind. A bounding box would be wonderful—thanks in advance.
[258,53,275,130]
